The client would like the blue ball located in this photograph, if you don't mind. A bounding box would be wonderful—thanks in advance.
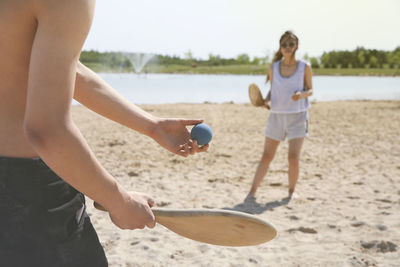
[190,123,213,146]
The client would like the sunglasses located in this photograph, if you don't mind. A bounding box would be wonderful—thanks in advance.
[280,42,296,48]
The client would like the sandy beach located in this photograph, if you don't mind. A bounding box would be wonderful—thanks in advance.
[72,100,400,267]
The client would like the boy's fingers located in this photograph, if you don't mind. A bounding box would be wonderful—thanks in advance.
[147,197,154,207]
[178,143,189,157]
[181,119,203,126]
[199,144,209,152]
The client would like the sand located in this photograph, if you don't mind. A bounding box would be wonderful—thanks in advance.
[72,101,400,267]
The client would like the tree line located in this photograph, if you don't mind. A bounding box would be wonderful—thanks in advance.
[80,47,400,70]
[314,47,400,69]
[79,50,269,69]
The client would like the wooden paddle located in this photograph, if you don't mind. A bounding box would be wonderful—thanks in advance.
[248,83,264,107]
[94,202,277,247]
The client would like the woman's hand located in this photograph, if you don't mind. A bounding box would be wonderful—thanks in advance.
[263,99,271,110]
[150,118,209,157]
[291,91,302,101]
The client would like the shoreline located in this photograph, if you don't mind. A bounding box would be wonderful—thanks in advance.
[96,71,400,77]
[94,71,400,77]
[83,62,400,77]
[72,100,400,107]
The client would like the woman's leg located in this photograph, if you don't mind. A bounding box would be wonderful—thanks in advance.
[288,137,304,195]
[249,137,280,196]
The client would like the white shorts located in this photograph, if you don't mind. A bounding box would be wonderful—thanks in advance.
[265,111,308,141]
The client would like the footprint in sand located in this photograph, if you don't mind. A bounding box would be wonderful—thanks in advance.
[197,245,209,253]
[107,140,126,147]
[375,198,392,203]
[314,173,323,179]
[157,201,171,207]
[351,222,366,227]
[269,182,282,187]
[171,158,183,164]
[104,239,117,250]
[288,227,317,234]
[127,171,139,177]
[376,225,387,231]
[360,240,398,253]
[347,196,360,199]
[130,241,140,246]
[216,153,232,158]
[347,256,378,267]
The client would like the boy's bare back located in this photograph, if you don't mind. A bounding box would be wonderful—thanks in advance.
[0,0,94,157]
[0,1,37,157]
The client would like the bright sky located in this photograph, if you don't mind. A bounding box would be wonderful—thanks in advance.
[83,0,400,60]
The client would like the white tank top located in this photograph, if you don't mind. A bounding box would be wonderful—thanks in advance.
[270,60,310,113]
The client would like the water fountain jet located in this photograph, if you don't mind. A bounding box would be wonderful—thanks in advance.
[125,53,156,74]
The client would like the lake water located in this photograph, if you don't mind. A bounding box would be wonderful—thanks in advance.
[76,74,400,104]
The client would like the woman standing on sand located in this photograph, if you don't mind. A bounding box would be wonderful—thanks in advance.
[248,31,313,199]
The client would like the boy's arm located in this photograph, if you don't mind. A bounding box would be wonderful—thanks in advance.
[74,62,157,136]
[74,62,207,156]
[25,1,154,230]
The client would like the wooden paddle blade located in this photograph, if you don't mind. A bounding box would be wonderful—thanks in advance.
[93,203,277,246]
[153,208,277,246]
[248,83,264,107]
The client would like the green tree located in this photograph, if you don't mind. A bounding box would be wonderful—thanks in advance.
[321,52,330,68]
[388,49,400,68]
[339,51,353,68]
[236,54,250,64]
[369,56,378,68]
[357,50,366,68]
[310,57,320,68]
[252,57,260,65]
[208,53,222,66]
[184,50,193,61]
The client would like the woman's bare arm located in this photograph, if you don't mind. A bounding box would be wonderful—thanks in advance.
[264,68,272,109]
[302,64,313,97]
[292,64,313,101]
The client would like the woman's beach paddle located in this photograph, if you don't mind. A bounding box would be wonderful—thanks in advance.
[94,202,277,247]
[248,83,264,107]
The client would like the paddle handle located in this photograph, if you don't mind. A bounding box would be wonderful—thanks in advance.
[93,201,162,217]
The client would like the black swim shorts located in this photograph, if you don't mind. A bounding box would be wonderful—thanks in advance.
[0,156,108,267]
